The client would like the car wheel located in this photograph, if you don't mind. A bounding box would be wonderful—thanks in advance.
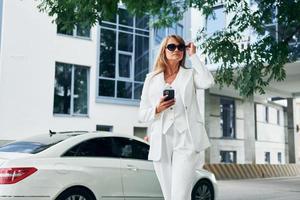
[191,179,214,200]
[56,188,96,200]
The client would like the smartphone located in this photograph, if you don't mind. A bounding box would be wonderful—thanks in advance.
[163,89,175,101]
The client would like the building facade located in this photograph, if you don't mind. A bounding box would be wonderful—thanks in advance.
[0,0,299,164]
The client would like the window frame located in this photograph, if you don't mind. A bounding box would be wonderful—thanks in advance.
[53,62,90,117]
[111,136,150,161]
[61,137,117,158]
[265,106,269,123]
[96,125,113,132]
[276,109,280,125]
[265,152,271,164]
[220,150,237,164]
[96,8,150,105]
[220,97,236,139]
[277,152,282,164]
[57,24,92,40]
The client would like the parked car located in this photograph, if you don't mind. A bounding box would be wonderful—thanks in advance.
[0,131,218,200]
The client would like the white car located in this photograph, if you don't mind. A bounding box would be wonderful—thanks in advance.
[0,131,218,200]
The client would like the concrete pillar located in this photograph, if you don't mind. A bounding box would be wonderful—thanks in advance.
[287,98,297,163]
[204,89,211,164]
[243,95,256,164]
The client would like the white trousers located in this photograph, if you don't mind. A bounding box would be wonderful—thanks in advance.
[153,125,198,200]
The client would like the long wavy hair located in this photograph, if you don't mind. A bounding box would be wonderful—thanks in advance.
[153,35,187,75]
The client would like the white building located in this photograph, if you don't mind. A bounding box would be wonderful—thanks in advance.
[0,0,299,164]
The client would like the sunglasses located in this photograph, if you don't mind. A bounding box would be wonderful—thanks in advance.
[166,43,187,52]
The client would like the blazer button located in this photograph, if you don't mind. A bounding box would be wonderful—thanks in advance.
[185,106,188,110]
[170,107,173,110]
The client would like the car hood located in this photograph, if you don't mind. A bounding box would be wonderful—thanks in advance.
[0,152,33,166]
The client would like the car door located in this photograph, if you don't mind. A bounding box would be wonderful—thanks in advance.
[62,137,124,200]
[112,137,163,200]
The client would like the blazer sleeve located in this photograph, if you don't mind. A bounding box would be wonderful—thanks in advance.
[189,54,215,89]
[138,74,161,123]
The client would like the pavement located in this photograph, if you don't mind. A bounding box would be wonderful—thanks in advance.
[217,176,300,200]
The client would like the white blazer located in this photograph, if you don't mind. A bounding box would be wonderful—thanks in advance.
[138,54,215,161]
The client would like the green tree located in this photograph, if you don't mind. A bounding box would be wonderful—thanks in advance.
[38,0,300,96]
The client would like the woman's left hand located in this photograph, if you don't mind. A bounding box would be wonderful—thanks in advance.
[186,42,196,56]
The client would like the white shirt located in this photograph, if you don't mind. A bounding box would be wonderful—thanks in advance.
[162,67,188,134]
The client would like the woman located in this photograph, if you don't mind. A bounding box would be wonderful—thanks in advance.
[138,35,214,200]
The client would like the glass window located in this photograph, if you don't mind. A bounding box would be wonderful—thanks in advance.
[265,152,271,164]
[63,138,115,157]
[112,137,149,160]
[220,151,237,163]
[118,32,133,52]
[277,109,280,125]
[99,29,116,78]
[265,25,276,39]
[57,23,91,38]
[96,125,113,132]
[117,81,132,99]
[277,152,282,164]
[98,8,150,101]
[136,15,149,30]
[220,98,236,138]
[135,36,149,82]
[57,23,73,36]
[73,66,89,114]
[53,63,72,114]
[119,54,132,78]
[76,24,91,38]
[119,9,133,27]
[0,134,73,154]
[54,62,89,115]
[206,6,225,36]
[265,106,269,123]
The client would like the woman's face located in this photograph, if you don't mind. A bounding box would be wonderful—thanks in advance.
[165,37,184,63]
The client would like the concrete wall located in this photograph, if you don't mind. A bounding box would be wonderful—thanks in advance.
[255,103,286,164]
[208,93,287,164]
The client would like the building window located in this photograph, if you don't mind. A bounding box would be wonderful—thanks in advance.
[96,125,113,132]
[265,106,269,123]
[220,97,236,138]
[265,152,271,164]
[57,23,91,38]
[98,8,149,101]
[154,23,184,45]
[277,109,280,125]
[53,62,89,116]
[220,151,237,163]
[134,127,148,139]
[277,152,282,164]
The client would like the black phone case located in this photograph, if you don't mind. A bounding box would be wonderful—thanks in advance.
[163,89,175,101]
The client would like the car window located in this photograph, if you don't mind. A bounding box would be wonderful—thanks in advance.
[63,137,116,158]
[0,141,61,154]
[0,134,77,154]
[112,137,149,160]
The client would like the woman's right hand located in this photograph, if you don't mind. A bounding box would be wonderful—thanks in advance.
[155,95,175,114]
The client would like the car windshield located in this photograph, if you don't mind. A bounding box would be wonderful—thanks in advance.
[0,134,76,154]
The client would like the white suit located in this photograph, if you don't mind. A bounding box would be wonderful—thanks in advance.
[138,54,214,200]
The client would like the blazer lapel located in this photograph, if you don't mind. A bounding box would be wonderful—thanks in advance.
[177,67,193,106]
